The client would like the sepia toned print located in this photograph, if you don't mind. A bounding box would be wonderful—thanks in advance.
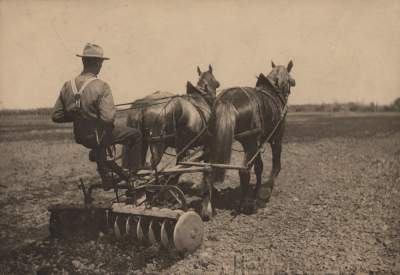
[0,0,399,274]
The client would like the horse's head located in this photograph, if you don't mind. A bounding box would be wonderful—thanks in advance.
[196,64,220,99]
[257,60,296,99]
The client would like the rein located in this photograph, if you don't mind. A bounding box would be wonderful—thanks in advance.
[115,95,182,112]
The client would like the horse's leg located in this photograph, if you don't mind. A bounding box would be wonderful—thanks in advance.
[238,140,258,214]
[175,138,187,164]
[199,141,219,220]
[141,141,150,168]
[253,153,263,197]
[238,168,251,213]
[257,141,282,207]
[163,138,187,186]
[271,142,282,178]
[200,174,214,220]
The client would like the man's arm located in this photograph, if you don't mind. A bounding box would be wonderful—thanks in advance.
[98,82,116,125]
[51,83,74,123]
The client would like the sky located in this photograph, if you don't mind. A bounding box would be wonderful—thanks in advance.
[0,0,399,109]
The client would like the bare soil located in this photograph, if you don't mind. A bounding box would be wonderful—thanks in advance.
[0,112,399,274]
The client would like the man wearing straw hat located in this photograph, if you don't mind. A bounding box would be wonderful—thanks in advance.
[52,43,142,186]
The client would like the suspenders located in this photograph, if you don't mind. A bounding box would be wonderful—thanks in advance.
[70,76,103,147]
[70,77,97,108]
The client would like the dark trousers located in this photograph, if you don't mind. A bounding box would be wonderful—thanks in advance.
[111,126,142,147]
[96,126,143,179]
[112,126,143,171]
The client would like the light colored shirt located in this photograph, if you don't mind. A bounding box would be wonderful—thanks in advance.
[51,72,116,125]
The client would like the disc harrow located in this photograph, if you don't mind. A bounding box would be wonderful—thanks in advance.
[47,132,210,254]
[48,149,207,254]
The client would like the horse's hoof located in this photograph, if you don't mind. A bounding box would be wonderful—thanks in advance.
[257,186,273,207]
[242,199,257,215]
[256,199,267,209]
[142,162,152,170]
[201,211,213,221]
[230,208,240,217]
[201,201,214,221]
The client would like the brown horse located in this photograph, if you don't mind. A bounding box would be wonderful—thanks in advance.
[201,61,296,219]
[122,65,220,172]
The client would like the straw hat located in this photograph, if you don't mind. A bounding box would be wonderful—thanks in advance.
[76,43,110,60]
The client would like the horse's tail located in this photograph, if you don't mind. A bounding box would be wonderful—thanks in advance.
[209,101,237,184]
[122,108,145,170]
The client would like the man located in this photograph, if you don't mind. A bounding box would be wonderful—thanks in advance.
[52,43,142,186]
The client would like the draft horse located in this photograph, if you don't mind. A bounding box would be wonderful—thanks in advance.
[202,60,296,219]
[122,65,220,173]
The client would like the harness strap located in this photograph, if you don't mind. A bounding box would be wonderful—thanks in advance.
[186,95,209,128]
[256,87,286,109]
[256,88,282,125]
[237,87,288,146]
[148,96,176,141]
[240,87,264,132]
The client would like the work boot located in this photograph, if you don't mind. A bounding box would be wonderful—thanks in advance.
[97,163,120,190]
[99,172,118,190]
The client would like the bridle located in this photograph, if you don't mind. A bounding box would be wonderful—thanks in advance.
[197,72,219,97]
[265,71,294,104]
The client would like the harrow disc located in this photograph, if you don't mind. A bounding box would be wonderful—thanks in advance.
[111,203,203,253]
[113,215,124,239]
[148,220,158,244]
[173,211,203,253]
[160,220,172,248]
[125,216,133,235]
[137,217,145,241]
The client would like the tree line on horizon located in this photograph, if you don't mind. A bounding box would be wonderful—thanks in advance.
[1,98,400,115]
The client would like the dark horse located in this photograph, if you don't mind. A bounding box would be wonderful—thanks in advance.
[201,61,296,219]
[122,65,220,172]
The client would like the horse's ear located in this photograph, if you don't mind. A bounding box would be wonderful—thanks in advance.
[197,66,202,76]
[208,64,213,73]
[258,73,266,80]
[287,60,293,72]
[271,60,276,68]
